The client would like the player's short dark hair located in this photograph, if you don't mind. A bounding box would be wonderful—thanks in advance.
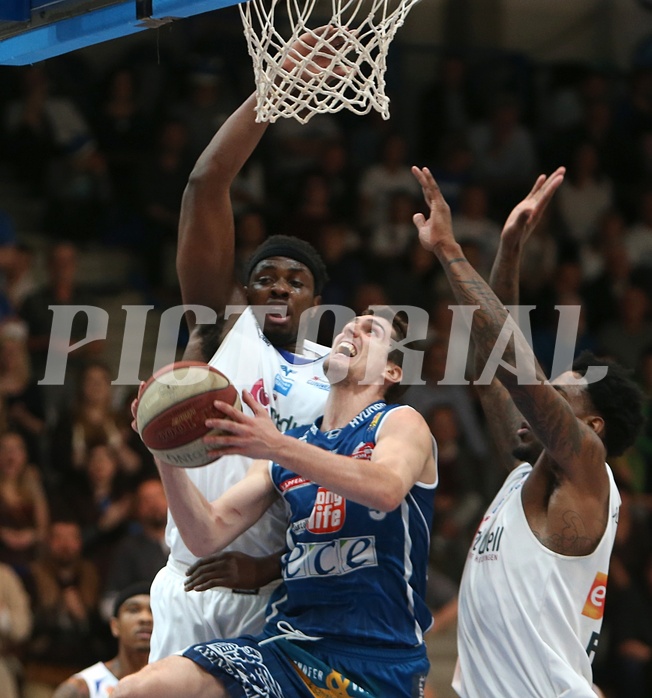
[572,351,646,457]
[245,235,328,296]
[362,307,410,403]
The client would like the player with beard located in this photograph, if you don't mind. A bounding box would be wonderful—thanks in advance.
[412,165,645,698]
[471,170,609,698]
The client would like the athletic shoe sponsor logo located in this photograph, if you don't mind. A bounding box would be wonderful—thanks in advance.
[582,572,608,619]
[285,536,378,579]
[308,488,345,533]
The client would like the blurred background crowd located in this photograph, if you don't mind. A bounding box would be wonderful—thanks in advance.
[0,3,651,697]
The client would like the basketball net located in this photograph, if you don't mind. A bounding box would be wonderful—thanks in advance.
[239,0,422,124]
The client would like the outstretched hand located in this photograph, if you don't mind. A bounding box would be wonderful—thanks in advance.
[281,25,349,81]
[203,390,285,461]
[411,166,455,252]
[501,166,565,247]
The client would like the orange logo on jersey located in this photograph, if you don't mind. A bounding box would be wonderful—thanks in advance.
[582,572,608,619]
[308,488,345,533]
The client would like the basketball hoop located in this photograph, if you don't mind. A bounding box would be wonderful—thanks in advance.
[239,0,422,124]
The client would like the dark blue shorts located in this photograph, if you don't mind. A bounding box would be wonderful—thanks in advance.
[182,632,429,697]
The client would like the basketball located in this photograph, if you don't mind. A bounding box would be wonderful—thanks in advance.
[136,361,242,468]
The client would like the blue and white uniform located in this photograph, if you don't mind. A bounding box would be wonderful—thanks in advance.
[72,662,117,697]
[183,401,437,697]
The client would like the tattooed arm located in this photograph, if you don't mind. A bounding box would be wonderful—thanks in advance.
[412,166,606,496]
[475,169,566,471]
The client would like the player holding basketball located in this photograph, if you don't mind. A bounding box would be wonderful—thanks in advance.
[411,165,645,698]
[148,35,343,660]
[52,583,152,698]
[115,309,437,698]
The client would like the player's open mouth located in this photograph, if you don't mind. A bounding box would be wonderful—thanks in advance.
[266,305,290,323]
[335,341,357,357]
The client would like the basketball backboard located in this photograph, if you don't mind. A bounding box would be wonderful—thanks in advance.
[0,0,243,65]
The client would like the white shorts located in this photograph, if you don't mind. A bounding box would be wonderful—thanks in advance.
[148,557,278,663]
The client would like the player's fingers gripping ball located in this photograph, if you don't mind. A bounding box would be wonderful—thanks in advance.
[136,361,242,468]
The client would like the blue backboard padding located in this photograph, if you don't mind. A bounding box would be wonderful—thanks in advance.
[0,0,243,65]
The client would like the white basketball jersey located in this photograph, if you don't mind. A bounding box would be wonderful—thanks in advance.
[74,662,117,698]
[166,307,330,566]
[453,462,620,698]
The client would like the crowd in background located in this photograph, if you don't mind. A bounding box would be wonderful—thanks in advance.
[0,10,650,697]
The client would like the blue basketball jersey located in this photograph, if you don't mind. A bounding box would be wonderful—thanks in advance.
[266,401,437,648]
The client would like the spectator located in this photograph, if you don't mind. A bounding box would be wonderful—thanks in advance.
[369,190,420,263]
[0,431,49,576]
[426,404,484,582]
[3,64,91,194]
[101,479,168,621]
[419,52,475,161]
[556,140,614,249]
[24,520,104,695]
[358,132,421,229]
[64,445,134,578]
[450,183,502,275]
[4,243,38,314]
[626,186,652,269]
[50,361,142,489]
[136,117,193,290]
[401,337,490,466]
[171,61,237,162]
[92,65,150,211]
[0,320,47,467]
[597,285,652,370]
[19,241,102,417]
[0,562,32,698]
[468,92,538,218]
[42,135,113,241]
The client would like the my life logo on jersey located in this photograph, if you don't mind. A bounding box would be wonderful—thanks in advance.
[308,488,346,533]
[581,572,608,620]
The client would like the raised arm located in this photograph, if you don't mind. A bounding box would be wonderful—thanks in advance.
[177,93,267,333]
[412,167,605,494]
[178,26,348,350]
[475,169,565,470]
[203,393,437,511]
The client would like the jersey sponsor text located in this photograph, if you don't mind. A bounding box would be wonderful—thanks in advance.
[285,536,378,579]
